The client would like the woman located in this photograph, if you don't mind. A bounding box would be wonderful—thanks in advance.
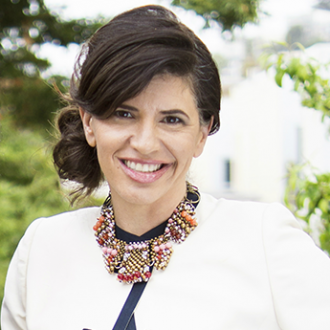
[2,5,330,330]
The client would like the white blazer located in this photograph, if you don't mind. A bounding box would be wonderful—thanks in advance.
[2,193,330,330]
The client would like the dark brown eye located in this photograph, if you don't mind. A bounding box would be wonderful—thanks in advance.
[163,116,183,124]
[114,110,133,118]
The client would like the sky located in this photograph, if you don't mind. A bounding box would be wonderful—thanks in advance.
[39,0,323,77]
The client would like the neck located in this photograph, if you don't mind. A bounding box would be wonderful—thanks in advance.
[110,185,187,236]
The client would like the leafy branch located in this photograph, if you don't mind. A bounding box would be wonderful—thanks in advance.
[285,164,330,254]
[261,44,330,120]
[171,0,261,31]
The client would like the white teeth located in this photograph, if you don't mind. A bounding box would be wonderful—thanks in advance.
[124,161,161,173]
[136,163,143,171]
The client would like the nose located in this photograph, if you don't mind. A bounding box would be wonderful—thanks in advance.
[130,120,160,155]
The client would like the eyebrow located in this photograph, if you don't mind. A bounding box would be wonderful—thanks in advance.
[119,105,189,119]
[118,104,138,111]
[160,109,189,119]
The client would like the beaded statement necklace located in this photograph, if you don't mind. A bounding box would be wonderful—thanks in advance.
[93,183,200,284]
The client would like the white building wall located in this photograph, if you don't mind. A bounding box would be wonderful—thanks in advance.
[230,72,284,202]
[191,69,330,203]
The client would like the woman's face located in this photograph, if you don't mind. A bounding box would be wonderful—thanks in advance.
[80,74,210,207]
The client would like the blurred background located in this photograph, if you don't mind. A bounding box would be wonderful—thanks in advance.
[1,0,330,308]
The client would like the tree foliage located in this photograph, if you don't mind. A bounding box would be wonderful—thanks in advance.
[262,47,330,119]
[0,0,102,131]
[0,0,104,309]
[0,0,102,78]
[171,0,261,31]
[0,117,70,306]
[1,75,70,130]
[0,117,103,307]
[285,164,330,254]
[261,44,330,253]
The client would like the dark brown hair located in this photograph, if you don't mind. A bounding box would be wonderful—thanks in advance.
[53,5,221,198]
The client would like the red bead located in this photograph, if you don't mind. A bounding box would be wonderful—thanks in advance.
[135,271,141,278]
[145,271,151,278]
[176,233,181,239]
[157,255,162,260]
[97,238,104,245]
[117,274,124,281]
[181,211,187,217]
[93,225,98,231]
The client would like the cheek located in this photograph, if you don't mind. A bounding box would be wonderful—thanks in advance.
[95,128,127,150]
[94,137,116,165]
[168,133,201,166]
[95,129,131,165]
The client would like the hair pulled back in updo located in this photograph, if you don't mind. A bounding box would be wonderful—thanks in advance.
[53,5,221,199]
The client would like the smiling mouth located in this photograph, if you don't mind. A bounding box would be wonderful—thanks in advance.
[123,160,163,173]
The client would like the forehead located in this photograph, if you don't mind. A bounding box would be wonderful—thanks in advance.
[122,74,197,111]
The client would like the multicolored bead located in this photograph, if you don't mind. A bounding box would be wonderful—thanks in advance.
[93,183,199,284]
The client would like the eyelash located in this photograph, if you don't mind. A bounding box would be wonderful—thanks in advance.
[114,110,133,118]
[162,116,184,125]
[113,110,184,125]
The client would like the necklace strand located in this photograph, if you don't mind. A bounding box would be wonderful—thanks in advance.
[93,184,199,284]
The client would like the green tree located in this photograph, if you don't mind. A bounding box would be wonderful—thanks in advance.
[0,117,70,306]
[0,116,102,307]
[261,48,330,118]
[285,164,330,253]
[0,118,105,307]
[0,0,102,131]
[257,0,330,254]
[171,0,261,30]
[0,0,103,309]
[262,47,330,254]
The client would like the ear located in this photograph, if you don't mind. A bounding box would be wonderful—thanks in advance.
[193,117,213,158]
[79,107,96,147]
